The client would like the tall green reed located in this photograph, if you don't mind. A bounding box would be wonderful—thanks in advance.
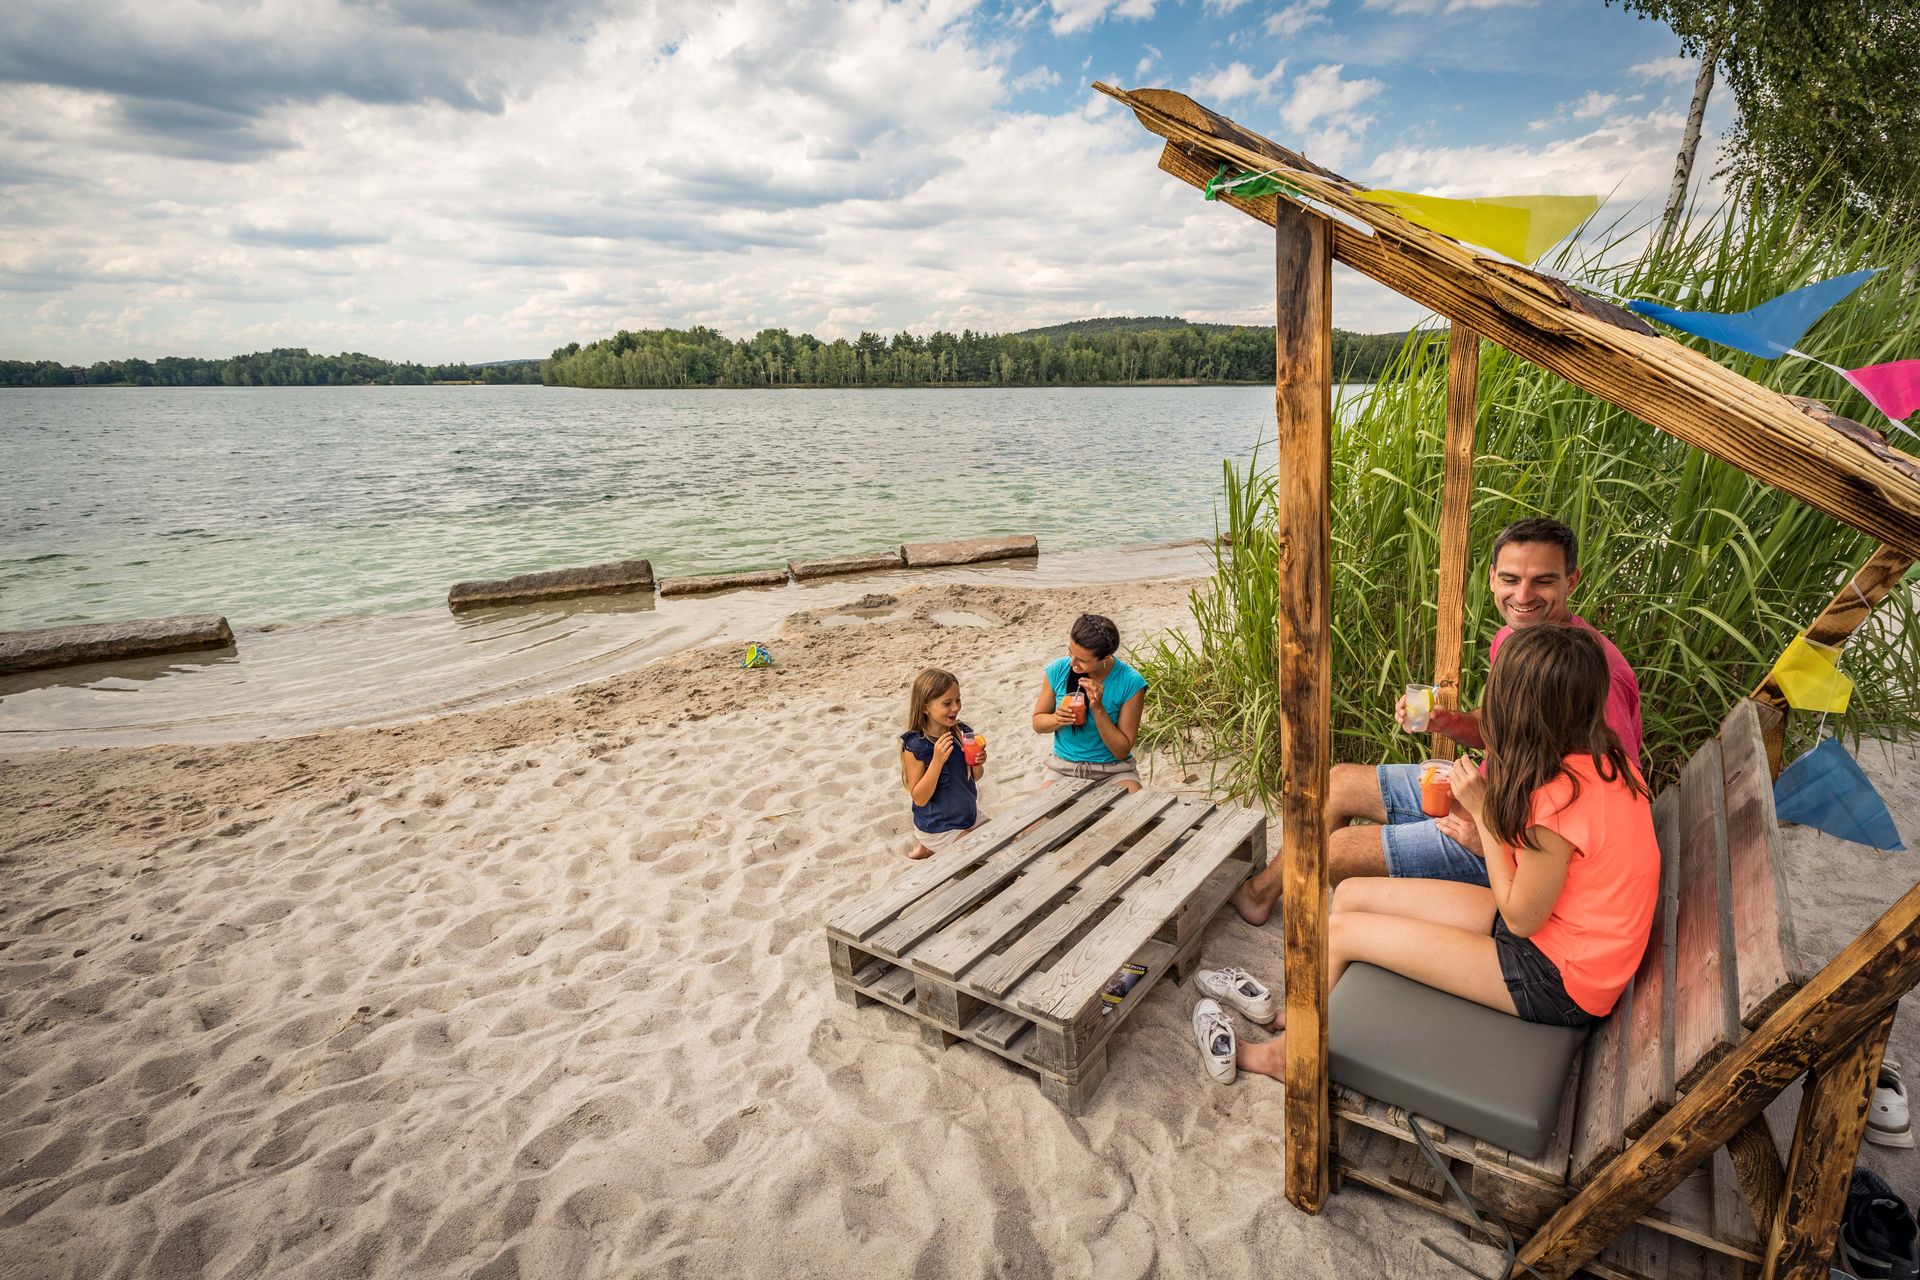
[1138,190,1920,799]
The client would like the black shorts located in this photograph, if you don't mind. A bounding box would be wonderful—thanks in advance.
[1492,916,1597,1027]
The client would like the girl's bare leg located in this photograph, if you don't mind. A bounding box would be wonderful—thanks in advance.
[1241,879,1511,1080]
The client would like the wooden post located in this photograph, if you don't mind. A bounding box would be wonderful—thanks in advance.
[1512,877,1920,1279]
[1749,543,1914,775]
[1760,1005,1898,1280]
[1431,322,1480,760]
[1274,201,1334,1215]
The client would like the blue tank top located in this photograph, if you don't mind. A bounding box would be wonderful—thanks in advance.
[1046,657,1148,764]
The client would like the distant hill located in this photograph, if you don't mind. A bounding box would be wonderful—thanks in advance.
[1011,316,1254,340]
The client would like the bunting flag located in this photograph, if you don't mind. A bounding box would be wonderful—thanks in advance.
[1773,737,1905,851]
[1768,633,1854,714]
[1626,268,1882,360]
[1204,164,1300,202]
[1351,190,1600,265]
[1841,359,1920,425]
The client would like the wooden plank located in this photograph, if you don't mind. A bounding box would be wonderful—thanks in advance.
[1514,878,1920,1280]
[964,798,1212,998]
[1641,1164,1762,1264]
[1749,544,1916,711]
[1103,86,1920,560]
[1725,1118,1783,1255]
[1011,806,1266,1022]
[1674,739,1742,1091]
[862,784,1121,957]
[1623,786,1680,1136]
[826,778,1095,939]
[1719,700,1802,1028]
[1571,966,1631,1183]
[1712,1142,1766,1254]
[873,965,917,1004]
[968,1004,1028,1051]
[1272,196,1335,1218]
[1430,320,1480,763]
[907,789,1175,980]
[1760,1005,1897,1280]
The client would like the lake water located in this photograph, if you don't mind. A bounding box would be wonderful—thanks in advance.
[0,385,1297,746]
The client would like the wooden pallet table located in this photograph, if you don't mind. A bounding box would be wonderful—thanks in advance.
[824,779,1266,1113]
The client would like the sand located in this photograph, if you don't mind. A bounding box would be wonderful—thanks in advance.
[2,576,1916,1279]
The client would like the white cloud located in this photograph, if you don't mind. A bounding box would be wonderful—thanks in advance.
[1011,65,1062,93]
[1572,91,1621,119]
[1203,0,1252,13]
[1266,0,1331,38]
[1281,64,1383,169]
[1363,0,1533,11]
[1187,60,1285,106]
[1631,55,1696,83]
[1046,0,1156,36]
[1135,43,1161,78]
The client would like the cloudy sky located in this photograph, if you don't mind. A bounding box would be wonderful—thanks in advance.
[0,0,1724,363]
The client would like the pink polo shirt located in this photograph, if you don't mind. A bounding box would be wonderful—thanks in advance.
[1488,615,1643,765]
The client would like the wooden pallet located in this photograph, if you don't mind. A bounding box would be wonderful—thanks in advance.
[1332,1083,1764,1278]
[825,780,1266,1112]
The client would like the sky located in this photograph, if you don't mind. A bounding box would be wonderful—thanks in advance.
[0,0,1730,363]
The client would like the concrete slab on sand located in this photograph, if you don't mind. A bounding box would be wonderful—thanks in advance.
[0,614,234,674]
[788,552,904,581]
[659,569,790,596]
[447,560,654,611]
[901,535,1039,568]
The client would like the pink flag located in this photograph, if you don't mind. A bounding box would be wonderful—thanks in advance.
[1843,360,1920,423]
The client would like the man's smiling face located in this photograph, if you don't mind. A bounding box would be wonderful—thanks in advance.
[1490,539,1579,629]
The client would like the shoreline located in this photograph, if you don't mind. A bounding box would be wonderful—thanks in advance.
[2,573,1916,1278]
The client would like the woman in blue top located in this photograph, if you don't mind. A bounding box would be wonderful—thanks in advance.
[1031,613,1148,793]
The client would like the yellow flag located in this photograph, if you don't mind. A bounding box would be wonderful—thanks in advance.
[1769,634,1854,714]
[1354,191,1601,264]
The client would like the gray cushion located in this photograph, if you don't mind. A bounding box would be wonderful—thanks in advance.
[1328,963,1588,1159]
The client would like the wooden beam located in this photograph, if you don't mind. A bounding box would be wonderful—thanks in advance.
[1750,544,1912,775]
[1511,876,1920,1279]
[1275,200,1334,1216]
[1727,1118,1786,1253]
[1104,85,1920,559]
[1760,1005,1897,1280]
[1431,322,1480,761]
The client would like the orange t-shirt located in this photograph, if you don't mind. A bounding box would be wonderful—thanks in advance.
[1509,755,1660,1017]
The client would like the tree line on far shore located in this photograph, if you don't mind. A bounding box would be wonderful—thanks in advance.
[0,349,542,388]
[540,320,1408,389]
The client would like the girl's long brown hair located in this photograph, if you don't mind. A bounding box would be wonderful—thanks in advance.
[1480,624,1647,851]
[905,667,960,739]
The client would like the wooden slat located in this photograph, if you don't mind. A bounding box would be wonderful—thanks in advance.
[907,789,1175,979]
[872,965,916,1004]
[1010,807,1266,1021]
[1711,1144,1764,1254]
[1726,1117,1785,1255]
[1273,197,1336,1218]
[826,778,1095,939]
[1623,787,1680,1135]
[861,784,1121,957]
[1430,320,1480,763]
[1719,700,1802,1027]
[964,799,1212,998]
[1641,1165,1763,1264]
[1105,86,1920,560]
[1673,739,1741,1091]
[1761,1005,1898,1280]
[1515,878,1920,1280]
[968,1004,1028,1050]
[1571,963,1631,1183]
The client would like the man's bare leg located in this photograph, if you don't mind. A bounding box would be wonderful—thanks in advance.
[1231,763,1390,925]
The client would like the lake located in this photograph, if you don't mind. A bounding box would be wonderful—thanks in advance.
[0,385,1326,745]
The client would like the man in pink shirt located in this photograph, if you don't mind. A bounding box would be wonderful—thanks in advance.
[1233,517,1643,925]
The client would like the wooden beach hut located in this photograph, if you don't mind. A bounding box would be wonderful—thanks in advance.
[1099,84,1920,1279]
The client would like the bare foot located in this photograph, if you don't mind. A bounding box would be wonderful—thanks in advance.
[1231,879,1275,927]
[906,845,933,860]
[1237,1033,1287,1081]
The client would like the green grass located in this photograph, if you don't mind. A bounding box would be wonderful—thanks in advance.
[1138,189,1920,800]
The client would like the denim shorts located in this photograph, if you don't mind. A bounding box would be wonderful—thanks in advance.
[1492,916,1596,1027]
[1377,764,1490,886]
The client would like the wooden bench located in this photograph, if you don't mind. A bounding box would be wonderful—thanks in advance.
[1332,699,1812,1278]
[824,779,1265,1113]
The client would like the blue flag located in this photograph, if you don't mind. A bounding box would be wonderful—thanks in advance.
[1773,736,1905,851]
[1627,268,1882,359]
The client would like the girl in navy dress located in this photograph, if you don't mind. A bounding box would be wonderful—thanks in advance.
[900,667,987,859]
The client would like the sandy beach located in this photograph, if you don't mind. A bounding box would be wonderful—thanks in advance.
[3,575,1917,1279]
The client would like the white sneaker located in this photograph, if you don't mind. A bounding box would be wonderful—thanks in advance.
[1192,999,1237,1085]
[1194,966,1277,1025]
[1869,1059,1914,1149]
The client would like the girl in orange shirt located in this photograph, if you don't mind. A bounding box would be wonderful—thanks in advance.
[1239,624,1657,1077]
